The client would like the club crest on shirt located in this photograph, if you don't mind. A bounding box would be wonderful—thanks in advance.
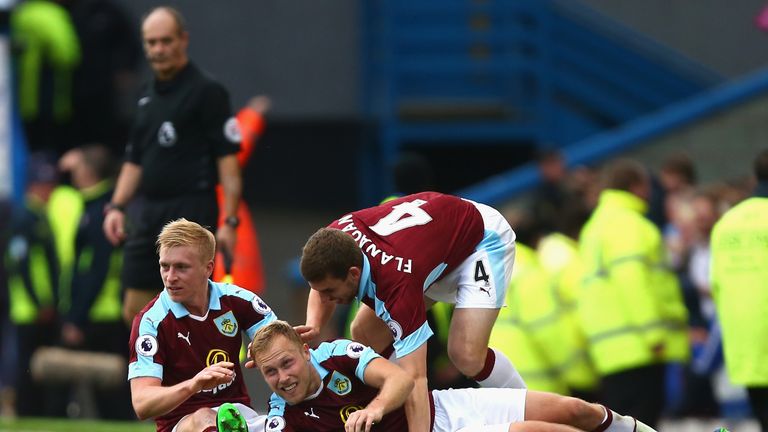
[265,415,285,431]
[223,116,242,143]
[387,320,403,341]
[213,311,239,337]
[340,404,364,423]
[158,121,177,147]
[345,342,366,359]
[328,371,352,396]
[251,295,272,315]
[136,335,158,357]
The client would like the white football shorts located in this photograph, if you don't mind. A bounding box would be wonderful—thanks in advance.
[432,387,527,432]
[425,200,515,309]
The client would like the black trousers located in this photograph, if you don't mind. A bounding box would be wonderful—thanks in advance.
[747,387,768,432]
[601,364,666,429]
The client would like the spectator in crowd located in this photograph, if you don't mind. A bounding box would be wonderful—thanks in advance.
[647,152,697,230]
[659,153,697,197]
[490,209,567,393]
[11,0,81,155]
[381,151,435,203]
[58,144,133,419]
[4,152,66,417]
[710,148,768,431]
[249,320,655,432]
[578,159,689,427]
[495,201,599,400]
[529,149,569,235]
[102,6,243,326]
[128,218,275,432]
[668,189,722,418]
[297,192,525,432]
[537,198,599,401]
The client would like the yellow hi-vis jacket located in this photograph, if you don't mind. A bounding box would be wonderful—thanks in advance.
[538,233,599,392]
[6,197,58,324]
[710,195,768,386]
[579,190,689,376]
[47,184,84,314]
[11,0,80,123]
[490,243,569,394]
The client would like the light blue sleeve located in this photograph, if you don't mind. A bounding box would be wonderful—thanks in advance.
[355,345,381,384]
[393,321,432,358]
[128,304,167,380]
[246,311,277,340]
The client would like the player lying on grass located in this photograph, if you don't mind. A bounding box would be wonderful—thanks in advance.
[247,320,656,432]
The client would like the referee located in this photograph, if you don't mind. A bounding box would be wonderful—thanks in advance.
[103,6,242,325]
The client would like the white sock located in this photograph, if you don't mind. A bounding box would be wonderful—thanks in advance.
[475,348,526,389]
[602,409,658,432]
[634,419,657,432]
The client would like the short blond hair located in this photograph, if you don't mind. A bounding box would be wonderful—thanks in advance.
[156,218,215,263]
[250,320,304,365]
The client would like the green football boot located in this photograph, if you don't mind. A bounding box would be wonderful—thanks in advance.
[217,402,248,432]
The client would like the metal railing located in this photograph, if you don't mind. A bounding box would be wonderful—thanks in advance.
[359,0,719,203]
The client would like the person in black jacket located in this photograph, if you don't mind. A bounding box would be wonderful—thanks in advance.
[102,6,242,326]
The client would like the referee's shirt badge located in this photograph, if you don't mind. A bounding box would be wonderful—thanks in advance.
[158,121,177,147]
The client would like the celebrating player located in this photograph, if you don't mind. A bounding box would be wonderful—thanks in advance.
[297,192,525,431]
[250,321,655,432]
[128,219,274,432]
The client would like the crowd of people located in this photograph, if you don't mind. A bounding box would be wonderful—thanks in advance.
[499,150,762,428]
[1,3,767,432]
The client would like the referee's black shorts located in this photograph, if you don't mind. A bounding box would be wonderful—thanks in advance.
[121,192,218,291]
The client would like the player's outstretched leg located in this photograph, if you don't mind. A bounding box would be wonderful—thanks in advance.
[217,402,248,432]
[458,420,584,432]
[525,390,658,432]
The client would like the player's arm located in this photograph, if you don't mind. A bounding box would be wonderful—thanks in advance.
[129,361,235,420]
[397,343,431,432]
[344,357,414,432]
[103,161,142,245]
[296,289,336,343]
[216,154,241,256]
[235,96,269,165]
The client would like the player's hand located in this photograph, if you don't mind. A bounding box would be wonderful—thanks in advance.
[61,322,85,346]
[103,209,126,245]
[192,361,235,392]
[216,225,237,262]
[294,324,319,343]
[345,407,383,432]
[244,340,257,369]
[247,95,271,114]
